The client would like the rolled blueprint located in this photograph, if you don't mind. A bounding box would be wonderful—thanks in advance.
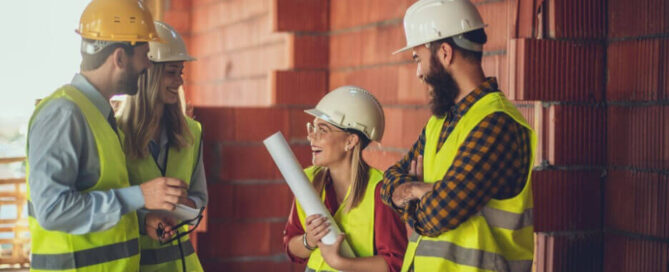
[263,132,356,258]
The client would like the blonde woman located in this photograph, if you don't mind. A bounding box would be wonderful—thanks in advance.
[283,86,408,272]
[118,21,206,272]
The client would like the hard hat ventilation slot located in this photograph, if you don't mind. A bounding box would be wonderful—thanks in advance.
[129,16,136,24]
[113,16,121,23]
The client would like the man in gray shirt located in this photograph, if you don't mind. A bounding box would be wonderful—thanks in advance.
[26,0,188,270]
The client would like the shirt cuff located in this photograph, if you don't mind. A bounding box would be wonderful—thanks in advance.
[136,208,149,235]
[116,185,145,214]
[402,200,419,228]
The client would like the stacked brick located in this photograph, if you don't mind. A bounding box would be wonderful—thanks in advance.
[604,0,669,270]
[159,0,668,270]
[328,0,429,170]
[163,0,326,270]
[509,0,608,271]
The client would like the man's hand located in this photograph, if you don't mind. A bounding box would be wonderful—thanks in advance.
[392,182,416,208]
[411,182,433,199]
[410,155,423,181]
[140,177,187,211]
[145,212,178,241]
[391,182,434,208]
[392,155,429,208]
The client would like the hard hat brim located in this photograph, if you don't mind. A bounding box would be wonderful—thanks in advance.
[151,55,197,63]
[304,108,327,121]
[75,29,164,44]
[304,108,343,129]
[393,24,489,55]
[392,46,413,55]
[392,39,432,55]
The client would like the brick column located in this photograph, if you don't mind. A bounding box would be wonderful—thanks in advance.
[604,0,669,270]
[509,0,607,271]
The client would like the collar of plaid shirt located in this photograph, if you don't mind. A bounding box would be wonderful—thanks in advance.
[446,77,499,121]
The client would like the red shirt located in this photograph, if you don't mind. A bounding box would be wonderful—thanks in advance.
[282,177,408,272]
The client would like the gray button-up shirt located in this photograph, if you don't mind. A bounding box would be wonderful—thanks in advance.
[28,74,144,234]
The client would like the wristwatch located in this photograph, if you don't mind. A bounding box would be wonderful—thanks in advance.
[302,233,317,251]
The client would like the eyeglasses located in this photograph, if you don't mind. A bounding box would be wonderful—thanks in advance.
[306,122,347,140]
[157,207,205,245]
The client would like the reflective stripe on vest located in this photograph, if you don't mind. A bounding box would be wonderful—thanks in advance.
[305,268,336,272]
[402,92,536,272]
[31,239,139,270]
[479,206,533,230]
[139,241,196,266]
[26,85,140,271]
[122,117,204,272]
[295,166,382,272]
[411,233,532,271]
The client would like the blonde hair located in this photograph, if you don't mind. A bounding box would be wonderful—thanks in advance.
[312,134,370,212]
[118,62,193,159]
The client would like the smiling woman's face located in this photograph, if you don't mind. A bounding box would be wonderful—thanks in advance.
[159,61,185,105]
[307,118,350,167]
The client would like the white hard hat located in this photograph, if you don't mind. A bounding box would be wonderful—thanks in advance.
[148,21,196,62]
[394,0,487,54]
[305,86,385,142]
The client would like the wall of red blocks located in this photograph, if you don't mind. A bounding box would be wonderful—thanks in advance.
[159,0,669,270]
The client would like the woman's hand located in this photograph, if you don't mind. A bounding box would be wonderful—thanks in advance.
[318,234,350,270]
[304,214,330,249]
[145,212,178,241]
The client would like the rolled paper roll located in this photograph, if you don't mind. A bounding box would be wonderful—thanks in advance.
[263,132,356,258]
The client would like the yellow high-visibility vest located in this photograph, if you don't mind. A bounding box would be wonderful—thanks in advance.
[122,117,203,272]
[402,92,536,272]
[296,166,383,272]
[27,85,140,272]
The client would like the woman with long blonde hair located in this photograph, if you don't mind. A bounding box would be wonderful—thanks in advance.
[117,21,206,272]
[283,86,408,272]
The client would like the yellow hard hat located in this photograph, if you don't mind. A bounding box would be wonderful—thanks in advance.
[305,86,385,142]
[148,21,196,62]
[77,0,162,44]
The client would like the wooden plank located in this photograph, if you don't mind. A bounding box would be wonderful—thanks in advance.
[0,226,29,233]
[0,258,29,264]
[0,178,25,185]
[0,157,24,164]
[0,191,24,197]
[0,238,29,244]
[0,260,29,265]
[0,202,25,206]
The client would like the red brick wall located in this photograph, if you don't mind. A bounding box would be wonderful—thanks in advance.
[161,0,668,271]
[163,0,325,270]
[604,0,669,270]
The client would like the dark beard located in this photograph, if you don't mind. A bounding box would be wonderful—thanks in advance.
[120,65,145,96]
[424,55,459,118]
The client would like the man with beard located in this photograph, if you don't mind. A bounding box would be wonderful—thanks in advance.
[380,0,536,271]
[26,0,189,270]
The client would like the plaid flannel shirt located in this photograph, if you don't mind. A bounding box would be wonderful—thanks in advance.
[381,78,532,237]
